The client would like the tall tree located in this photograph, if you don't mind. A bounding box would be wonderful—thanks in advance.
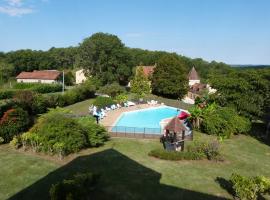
[151,54,188,99]
[130,66,151,98]
[76,32,132,85]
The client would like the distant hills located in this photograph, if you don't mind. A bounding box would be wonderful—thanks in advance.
[231,64,270,69]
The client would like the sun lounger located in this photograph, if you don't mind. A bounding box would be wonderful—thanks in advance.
[127,101,135,106]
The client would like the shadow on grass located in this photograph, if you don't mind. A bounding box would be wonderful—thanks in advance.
[9,149,228,200]
[250,122,270,146]
[215,177,234,197]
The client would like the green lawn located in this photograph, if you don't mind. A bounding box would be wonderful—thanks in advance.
[1,133,270,200]
[64,98,95,115]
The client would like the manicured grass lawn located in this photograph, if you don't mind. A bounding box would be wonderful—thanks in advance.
[64,98,95,115]
[1,133,270,200]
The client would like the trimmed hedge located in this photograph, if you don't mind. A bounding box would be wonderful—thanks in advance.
[149,140,222,161]
[14,83,62,93]
[149,149,205,161]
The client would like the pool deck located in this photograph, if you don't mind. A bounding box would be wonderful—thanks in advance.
[100,104,162,127]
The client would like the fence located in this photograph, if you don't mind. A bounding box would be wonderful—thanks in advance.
[104,126,162,139]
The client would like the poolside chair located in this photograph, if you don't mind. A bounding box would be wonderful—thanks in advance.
[117,103,121,108]
[105,106,111,111]
[124,102,129,107]
[127,101,135,106]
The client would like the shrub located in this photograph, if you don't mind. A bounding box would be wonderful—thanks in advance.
[201,107,251,138]
[28,108,87,155]
[93,96,116,108]
[114,93,128,104]
[13,83,62,93]
[10,136,21,149]
[148,148,205,161]
[19,109,108,157]
[230,173,270,200]
[13,90,35,113]
[0,108,30,143]
[50,173,100,200]
[98,82,125,97]
[0,100,14,118]
[150,140,221,161]
[0,89,15,100]
[76,117,109,147]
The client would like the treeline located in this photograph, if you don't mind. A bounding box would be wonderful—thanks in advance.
[0,32,230,85]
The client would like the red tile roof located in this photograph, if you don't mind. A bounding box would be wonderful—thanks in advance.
[165,117,187,133]
[138,66,155,77]
[188,67,200,80]
[16,70,61,80]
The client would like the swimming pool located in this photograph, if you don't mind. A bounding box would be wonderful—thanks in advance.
[112,106,181,134]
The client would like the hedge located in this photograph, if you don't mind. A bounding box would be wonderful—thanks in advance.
[149,149,205,161]
[149,140,222,161]
[14,83,62,93]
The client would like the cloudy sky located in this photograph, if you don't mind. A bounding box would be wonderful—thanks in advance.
[0,0,270,64]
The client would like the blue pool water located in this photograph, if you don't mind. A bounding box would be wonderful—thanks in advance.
[112,106,181,134]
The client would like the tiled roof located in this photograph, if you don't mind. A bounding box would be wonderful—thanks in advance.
[16,70,61,80]
[165,117,187,133]
[188,67,200,80]
[137,66,155,77]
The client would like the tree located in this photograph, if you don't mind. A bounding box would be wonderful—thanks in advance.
[209,69,270,119]
[76,32,132,85]
[0,61,14,83]
[130,66,151,98]
[152,54,188,99]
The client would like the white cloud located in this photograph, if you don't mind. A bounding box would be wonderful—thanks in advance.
[0,0,34,16]
[0,6,33,16]
[6,0,22,6]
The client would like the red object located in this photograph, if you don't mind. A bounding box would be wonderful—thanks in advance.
[178,111,190,120]
[16,70,61,80]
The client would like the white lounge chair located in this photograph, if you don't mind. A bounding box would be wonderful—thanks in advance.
[127,101,135,106]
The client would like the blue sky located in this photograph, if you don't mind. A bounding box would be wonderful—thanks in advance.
[0,0,270,64]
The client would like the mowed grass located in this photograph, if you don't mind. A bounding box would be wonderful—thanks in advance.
[1,133,270,200]
[64,98,95,115]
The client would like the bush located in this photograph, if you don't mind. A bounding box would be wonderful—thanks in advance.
[19,108,108,157]
[10,136,21,149]
[26,108,87,156]
[230,173,270,200]
[114,93,128,104]
[0,100,14,117]
[150,140,221,161]
[0,108,30,143]
[50,172,100,200]
[13,83,62,93]
[98,82,125,97]
[0,89,15,100]
[76,117,109,147]
[93,96,116,108]
[149,148,205,161]
[201,107,251,138]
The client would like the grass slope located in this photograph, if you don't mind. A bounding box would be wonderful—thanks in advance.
[1,133,270,200]
[64,98,95,115]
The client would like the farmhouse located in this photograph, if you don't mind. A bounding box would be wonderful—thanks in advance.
[75,69,87,84]
[16,70,61,84]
